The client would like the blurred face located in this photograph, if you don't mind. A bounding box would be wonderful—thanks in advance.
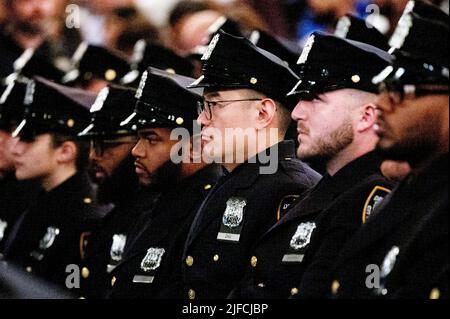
[11,133,58,181]
[197,89,260,163]
[9,0,57,34]
[131,128,178,186]
[375,90,449,162]
[173,10,222,54]
[89,136,137,184]
[291,90,355,162]
[0,130,16,175]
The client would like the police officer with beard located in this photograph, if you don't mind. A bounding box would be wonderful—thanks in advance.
[332,0,449,299]
[231,32,395,299]
[77,85,161,299]
[106,68,222,299]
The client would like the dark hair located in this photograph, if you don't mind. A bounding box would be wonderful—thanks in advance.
[50,133,90,171]
[169,0,217,27]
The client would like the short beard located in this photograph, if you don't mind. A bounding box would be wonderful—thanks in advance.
[96,155,140,205]
[14,21,47,37]
[298,120,354,166]
[376,128,441,167]
[147,160,183,192]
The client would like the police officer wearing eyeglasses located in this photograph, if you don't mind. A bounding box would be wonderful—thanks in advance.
[230,31,396,299]
[177,30,321,300]
[332,0,449,299]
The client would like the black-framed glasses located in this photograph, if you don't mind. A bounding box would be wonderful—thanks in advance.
[197,98,263,120]
[90,138,137,157]
[378,82,449,106]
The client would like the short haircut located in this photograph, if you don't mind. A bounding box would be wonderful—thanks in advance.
[50,133,90,171]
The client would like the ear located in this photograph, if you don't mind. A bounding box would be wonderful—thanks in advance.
[255,98,277,130]
[356,103,377,133]
[56,140,77,165]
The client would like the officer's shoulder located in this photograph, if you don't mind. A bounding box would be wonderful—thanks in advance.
[328,172,395,224]
[278,158,322,185]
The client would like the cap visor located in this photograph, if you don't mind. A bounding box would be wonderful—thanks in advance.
[11,119,27,138]
[77,123,95,138]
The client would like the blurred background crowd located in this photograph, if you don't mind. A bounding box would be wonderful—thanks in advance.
[1,0,448,77]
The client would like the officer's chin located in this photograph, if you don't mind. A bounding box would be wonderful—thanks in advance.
[14,166,34,182]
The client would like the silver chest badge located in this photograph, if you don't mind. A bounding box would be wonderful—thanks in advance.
[140,248,166,272]
[290,222,316,250]
[0,219,7,242]
[381,246,400,279]
[39,227,60,250]
[223,197,247,228]
[110,234,127,262]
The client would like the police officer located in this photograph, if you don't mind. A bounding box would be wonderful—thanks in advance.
[231,32,395,299]
[62,43,131,93]
[176,30,321,300]
[332,0,449,299]
[77,85,158,299]
[0,0,64,86]
[1,77,101,289]
[106,68,222,299]
[0,80,40,254]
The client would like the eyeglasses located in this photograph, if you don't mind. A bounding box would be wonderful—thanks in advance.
[197,98,263,120]
[378,82,449,106]
[90,138,137,157]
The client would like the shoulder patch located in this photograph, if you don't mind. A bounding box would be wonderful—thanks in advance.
[277,195,301,221]
[363,186,391,223]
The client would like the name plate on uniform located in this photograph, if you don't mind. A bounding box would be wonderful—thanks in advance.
[282,254,305,263]
[217,232,241,242]
[132,275,154,284]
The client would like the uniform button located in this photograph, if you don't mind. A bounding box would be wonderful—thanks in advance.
[176,117,184,125]
[331,280,340,295]
[105,69,117,81]
[81,267,90,279]
[213,254,219,262]
[186,256,194,267]
[111,276,117,287]
[250,256,258,268]
[291,288,299,296]
[83,197,92,204]
[204,184,212,190]
[188,289,196,300]
[67,119,75,128]
[430,288,441,300]
[258,283,266,288]
[26,266,32,273]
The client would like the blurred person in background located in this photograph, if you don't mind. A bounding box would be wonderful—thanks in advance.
[103,5,159,56]
[168,0,267,56]
[1,0,59,78]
